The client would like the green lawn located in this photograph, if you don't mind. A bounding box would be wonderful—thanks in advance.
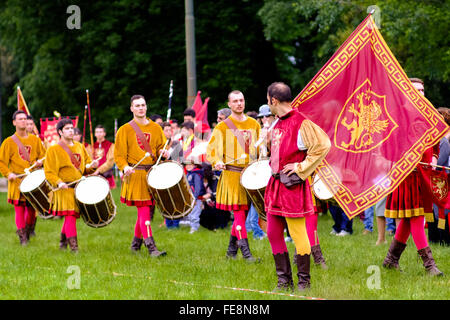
[0,183,448,300]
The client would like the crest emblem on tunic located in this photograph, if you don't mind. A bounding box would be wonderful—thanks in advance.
[272,128,283,148]
[136,132,151,151]
[335,79,398,153]
[431,175,448,201]
[94,148,105,160]
[19,145,32,161]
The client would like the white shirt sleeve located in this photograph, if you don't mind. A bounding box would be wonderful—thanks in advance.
[297,129,307,151]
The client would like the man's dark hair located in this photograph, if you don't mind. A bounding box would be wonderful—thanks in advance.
[150,114,163,122]
[12,110,27,121]
[181,121,195,131]
[267,82,292,103]
[26,115,34,121]
[183,108,196,118]
[95,124,106,132]
[56,118,74,137]
[130,94,145,105]
[170,119,179,126]
[161,121,172,129]
[73,127,82,135]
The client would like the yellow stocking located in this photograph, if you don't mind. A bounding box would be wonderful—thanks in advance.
[286,217,311,255]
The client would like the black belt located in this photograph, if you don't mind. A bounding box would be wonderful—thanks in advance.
[225,165,244,173]
[272,172,280,179]
[129,164,153,171]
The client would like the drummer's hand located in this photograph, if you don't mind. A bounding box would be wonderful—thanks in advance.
[35,159,44,168]
[7,173,17,181]
[92,169,101,176]
[123,165,134,176]
[90,160,99,169]
[282,163,298,176]
[159,149,170,158]
[58,182,68,190]
[214,161,225,171]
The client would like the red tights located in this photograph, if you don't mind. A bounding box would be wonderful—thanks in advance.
[394,216,428,250]
[230,210,248,240]
[134,206,153,239]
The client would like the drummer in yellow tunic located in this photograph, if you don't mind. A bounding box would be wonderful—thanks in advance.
[44,119,98,252]
[0,110,46,245]
[114,94,167,257]
[207,90,261,261]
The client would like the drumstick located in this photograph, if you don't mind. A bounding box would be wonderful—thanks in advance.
[18,157,47,177]
[145,220,151,237]
[130,152,151,170]
[52,176,85,191]
[419,162,450,170]
[236,225,242,239]
[223,154,247,165]
[155,139,170,167]
[86,157,102,169]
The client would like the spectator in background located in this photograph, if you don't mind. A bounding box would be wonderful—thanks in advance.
[183,108,196,123]
[185,159,206,234]
[217,108,232,123]
[150,114,163,125]
[363,197,396,245]
[73,127,82,143]
[329,203,353,236]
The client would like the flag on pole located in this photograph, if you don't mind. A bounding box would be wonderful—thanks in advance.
[191,91,211,135]
[17,86,39,135]
[292,14,449,219]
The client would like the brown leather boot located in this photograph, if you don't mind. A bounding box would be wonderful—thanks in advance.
[67,236,78,253]
[382,238,406,270]
[144,237,167,257]
[130,236,143,252]
[225,235,238,259]
[16,228,28,246]
[273,252,294,292]
[311,244,328,270]
[418,246,444,276]
[59,233,68,250]
[237,238,260,263]
[29,219,37,238]
[294,253,311,291]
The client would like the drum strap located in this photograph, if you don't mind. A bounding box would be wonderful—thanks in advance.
[128,120,156,160]
[11,134,30,163]
[58,141,81,171]
[223,118,249,154]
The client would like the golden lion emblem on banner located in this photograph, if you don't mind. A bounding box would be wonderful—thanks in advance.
[431,175,448,201]
[335,79,398,153]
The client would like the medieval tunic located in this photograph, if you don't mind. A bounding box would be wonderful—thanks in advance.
[44,141,93,217]
[93,140,116,188]
[114,119,166,207]
[385,147,434,221]
[206,116,260,211]
[265,109,331,218]
[0,133,46,205]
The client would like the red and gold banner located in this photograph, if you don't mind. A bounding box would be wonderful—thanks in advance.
[292,15,449,219]
[17,86,39,135]
[40,117,79,147]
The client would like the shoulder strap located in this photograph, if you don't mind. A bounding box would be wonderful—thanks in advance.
[11,134,30,162]
[223,118,247,151]
[128,120,155,159]
[58,141,81,170]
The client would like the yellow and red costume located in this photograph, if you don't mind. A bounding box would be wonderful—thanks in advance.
[44,141,93,217]
[114,119,166,206]
[0,133,46,205]
[93,140,116,188]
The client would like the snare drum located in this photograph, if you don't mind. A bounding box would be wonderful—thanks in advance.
[312,173,338,206]
[147,161,195,220]
[19,169,53,219]
[75,176,116,228]
[240,160,272,222]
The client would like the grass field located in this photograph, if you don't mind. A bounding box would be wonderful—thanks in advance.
[0,182,449,300]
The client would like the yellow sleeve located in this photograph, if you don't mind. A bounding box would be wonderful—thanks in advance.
[294,119,331,180]
[113,125,129,171]
[44,146,63,187]
[98,144,115,173]
[0,138,12,177]
[206,126,224,167]
[81,144,95,175]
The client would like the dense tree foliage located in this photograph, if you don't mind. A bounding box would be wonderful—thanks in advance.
[0,0,448,140]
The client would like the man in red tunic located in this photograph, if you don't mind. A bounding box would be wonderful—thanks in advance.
[264,82,331,291]
[91,125,116,189]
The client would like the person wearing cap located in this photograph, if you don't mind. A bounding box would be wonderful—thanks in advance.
[257,104,276,158]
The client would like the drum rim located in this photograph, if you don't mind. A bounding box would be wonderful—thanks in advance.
[74,175,110,204]
[239,159,271,190]
[146,160,184,190]
[312,173,335,200]
[19,169,46,193]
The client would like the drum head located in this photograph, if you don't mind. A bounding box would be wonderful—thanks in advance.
[20,169,46,193]
[313,174,334,200]
[241,160,271,190]
[75,176,110,204]
[147,162,183,189]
